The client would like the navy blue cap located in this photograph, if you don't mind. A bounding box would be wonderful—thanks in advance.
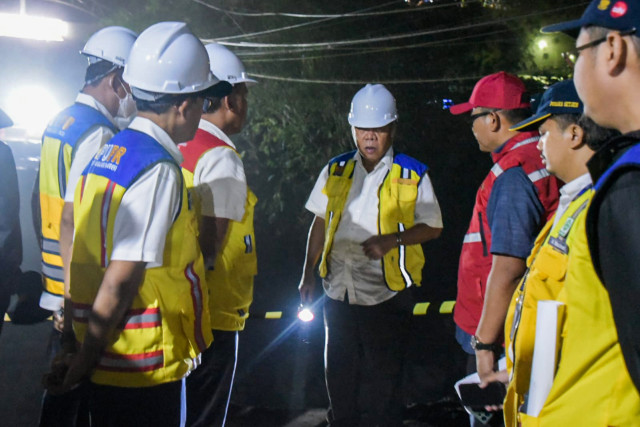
[542,0,638,37]
[0,108,13,129]
[510,80,583,132]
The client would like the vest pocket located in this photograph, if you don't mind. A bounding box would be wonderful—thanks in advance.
[390,181,418,202]
[323,175,350,197]
[533,245,568,282]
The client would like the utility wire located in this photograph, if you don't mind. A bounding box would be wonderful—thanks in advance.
[239,29,512,61]
[192,0,465,18]
[208,3,587,48]
[247,73,486,85]
[210,1,407,42]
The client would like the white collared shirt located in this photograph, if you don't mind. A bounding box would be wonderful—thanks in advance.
[109,117,183,267]
[64,93,117,202]
[189,119,247,221]
[552,173,592,228]
[305,148,443,306]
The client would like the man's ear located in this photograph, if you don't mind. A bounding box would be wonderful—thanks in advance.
[223,94,234,112]
[606,32,629,76]
[567,123,586,149]
[108,72,120,93]
[176,97,195,118]
[488,111,501,132]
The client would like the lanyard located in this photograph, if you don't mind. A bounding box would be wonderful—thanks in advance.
[508,186,591,360]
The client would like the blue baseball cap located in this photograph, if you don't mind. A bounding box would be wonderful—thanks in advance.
[510,80,583,132]
[542,0,638,37]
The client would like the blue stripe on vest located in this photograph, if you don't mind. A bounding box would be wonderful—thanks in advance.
[393,153,428,177]
[594,142,640,191]
[328,150,357,168]
[327,150,428,177]
[43,103,117,148]
[84,129,176,189]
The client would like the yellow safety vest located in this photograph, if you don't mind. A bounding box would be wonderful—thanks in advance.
[39,103,117,300]
[70,130,212,388]
[318,151,427,291]
[504,188,640,426]
[180,131,258,332]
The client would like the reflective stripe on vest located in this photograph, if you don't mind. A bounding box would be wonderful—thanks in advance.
[72,303,162,329]
[98,350,165,373]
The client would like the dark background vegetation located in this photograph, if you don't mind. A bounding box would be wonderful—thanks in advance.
[0,0,584,422]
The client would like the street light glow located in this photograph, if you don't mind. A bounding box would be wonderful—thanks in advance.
[0,12,69,42]
[537,40,548,50]
[4,85,60,137]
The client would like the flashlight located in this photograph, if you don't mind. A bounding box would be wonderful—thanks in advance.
[297,305,315,322]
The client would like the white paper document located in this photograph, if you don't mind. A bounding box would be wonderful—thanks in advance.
[526,300,565,417]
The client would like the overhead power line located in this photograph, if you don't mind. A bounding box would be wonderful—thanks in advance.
[192,0,465,18]
[247,73,485,85]
[211,1,401,42]
[239,29,512,61]
[206,3,587,48]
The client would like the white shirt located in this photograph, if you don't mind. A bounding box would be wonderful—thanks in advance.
[552,173,592,228]
[64,93,117,202]
[190,120,247,221]
[305,148,443,306]
[109,117,183,268]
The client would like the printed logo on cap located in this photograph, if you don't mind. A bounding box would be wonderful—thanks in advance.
[598,0,611,11]
[611,1,628,18]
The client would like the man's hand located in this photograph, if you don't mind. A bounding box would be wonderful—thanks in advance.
[43,348,77,395]
[298,275,316,305]
[52,309,64,333]
[476,349,498,386]
[361,234,396,260]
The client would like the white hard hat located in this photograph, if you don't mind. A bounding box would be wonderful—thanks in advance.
[204,43,257,86]
[123,22,218,95]
[81,26,137,67]
[348,84,398,128]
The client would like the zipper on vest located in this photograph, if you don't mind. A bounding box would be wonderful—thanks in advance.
[477,212,488,257]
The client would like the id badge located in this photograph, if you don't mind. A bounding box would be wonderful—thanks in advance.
[548,236,568,254]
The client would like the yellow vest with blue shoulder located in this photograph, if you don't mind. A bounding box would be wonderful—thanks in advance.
[179,128,257,332]
[504,187,640,426]
[39,103,117,301]
[70,129,212,388]
[319,150,427,291]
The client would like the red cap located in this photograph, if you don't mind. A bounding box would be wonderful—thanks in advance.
[449,71,530,115]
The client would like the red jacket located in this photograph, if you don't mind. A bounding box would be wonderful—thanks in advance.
[180,128,231,173]
[454,131,560,336]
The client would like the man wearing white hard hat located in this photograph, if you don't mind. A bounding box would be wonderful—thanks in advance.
[299,84,443,426]
[36,25,137,427]
[45,22,232,426]
[179,42,257,427]
[38,25,137,328]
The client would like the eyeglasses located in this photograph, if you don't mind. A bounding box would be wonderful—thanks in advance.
[467,111,492,126]
[562,28,637,66]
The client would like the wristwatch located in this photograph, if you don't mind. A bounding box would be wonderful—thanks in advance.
[470,335,501,353]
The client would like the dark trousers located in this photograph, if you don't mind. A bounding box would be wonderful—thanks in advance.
[323,291,412,427]
[186,330,238,427]
[0,286,9,336]
[89,379,185,427]
[39,329,90,427]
